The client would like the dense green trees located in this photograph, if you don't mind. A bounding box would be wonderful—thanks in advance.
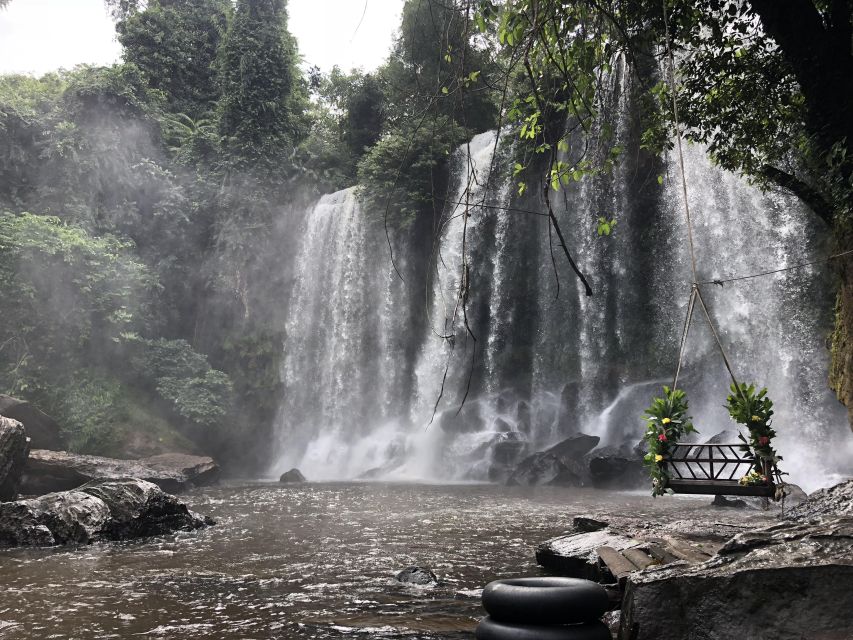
[117,0,229,119]
[0,0,312,459]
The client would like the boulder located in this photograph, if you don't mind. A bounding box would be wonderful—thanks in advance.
[492,417,514,433]
[506,452,581,487]
[546,433,600,463]
[586,445,645,489]
[0,395,64,450]
[536,528,642,581]
[394,566,439,586]
[143,453,220,488]
[20,450,220,495]
[619,518,853,640]
[0,478,210,548]
[711,495,747,508]
[701,429,742,445]
[784,478,853,521]
[436,402,484,434]
[506,434,599,487]
[0,416,30,502]
[279,468,306,483]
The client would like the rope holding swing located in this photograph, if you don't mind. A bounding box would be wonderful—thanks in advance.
[661,0,786,499]
[661,0,744,397]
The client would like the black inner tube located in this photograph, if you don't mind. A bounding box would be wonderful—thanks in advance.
[475,617,613,640]
[482,577,609,625]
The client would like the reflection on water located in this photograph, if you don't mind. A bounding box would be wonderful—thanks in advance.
[0,482,744,639]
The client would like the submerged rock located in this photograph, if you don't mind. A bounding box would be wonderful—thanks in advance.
[0,416,29,502]
[0,478,210,548]
[620,518,853,640]
[394,565,439,586]
[0,395,64,450]
[20,450,220,495]
[279,468,307,483]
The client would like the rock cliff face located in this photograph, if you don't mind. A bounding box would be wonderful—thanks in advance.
[0,416,29,501]
[619,518,853,640]
[0,478,211,548]
[20,450,220,495]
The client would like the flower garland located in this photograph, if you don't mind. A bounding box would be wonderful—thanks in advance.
[642,386,697,497]
[725,382,782,486]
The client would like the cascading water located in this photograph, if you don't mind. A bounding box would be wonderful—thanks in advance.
[273,62,852,491]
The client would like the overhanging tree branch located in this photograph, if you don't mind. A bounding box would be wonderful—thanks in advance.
[760,164,835,227]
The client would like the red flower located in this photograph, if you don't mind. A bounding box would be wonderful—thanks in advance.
[658,433,668,442]
[758,436,770,446]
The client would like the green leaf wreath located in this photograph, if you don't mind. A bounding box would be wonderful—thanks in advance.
[642,387,697,497]
[725,382,782,486]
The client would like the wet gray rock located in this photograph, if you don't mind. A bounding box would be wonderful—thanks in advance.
[711,495,747,508]
[506,452,581,486]
[0,395,64,450]
[394,566,439,586]
[620,518,853,640]
[701,429,741,445]
[586,445,645,489]
[506,434,599,487]
[546,434,600,462]
[784,478,853,521]
[20,450,220,495]
[536,528,642,581]
[436,403,484,434]
[0,478,209,548]
[279,468,306,483]
[0,416,29,502]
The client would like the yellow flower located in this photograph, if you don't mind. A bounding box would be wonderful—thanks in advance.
[662,417,671,424]
[655,454,663,463]
[751,415,761,422]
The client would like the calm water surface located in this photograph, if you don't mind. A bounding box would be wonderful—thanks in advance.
[0,482,729,639]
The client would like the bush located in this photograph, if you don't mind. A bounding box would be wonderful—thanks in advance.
[128,337,233,426]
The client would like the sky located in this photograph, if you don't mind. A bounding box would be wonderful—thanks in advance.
[0,0,402,76]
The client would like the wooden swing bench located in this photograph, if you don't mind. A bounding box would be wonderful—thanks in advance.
[663,443,776,498]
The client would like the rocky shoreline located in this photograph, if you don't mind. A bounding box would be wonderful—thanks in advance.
[536,480,853,639]
[0,399,217,549]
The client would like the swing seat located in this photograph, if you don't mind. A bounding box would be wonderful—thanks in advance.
[663,443,776,498]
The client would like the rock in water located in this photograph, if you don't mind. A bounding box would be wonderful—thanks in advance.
[620,518,853,640]
[279,468,306,483]
[506,452,577,486]
[0,416,30,502]
[143,453,220,488]
[0,395,64,450]
[0,478,210,548]
[586,445,645,489]
[394,566,438,586]
[21,450,220,495]
[506,434,599,487]
[545,434,601,463]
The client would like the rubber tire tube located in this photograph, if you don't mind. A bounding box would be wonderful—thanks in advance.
[481,577,608,625]
[475,617,612,640]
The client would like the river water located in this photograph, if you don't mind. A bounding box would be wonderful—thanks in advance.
[0,482,770,639]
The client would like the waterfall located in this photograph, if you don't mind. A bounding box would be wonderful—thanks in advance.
[273,67,852,491]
